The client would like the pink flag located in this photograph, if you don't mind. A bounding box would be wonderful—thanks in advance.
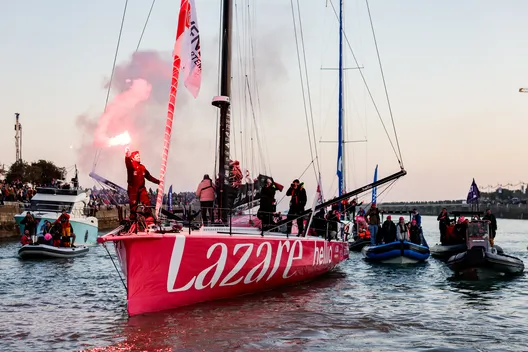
[181,0,201,98]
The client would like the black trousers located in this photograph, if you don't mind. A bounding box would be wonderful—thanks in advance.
[200,201,214,224]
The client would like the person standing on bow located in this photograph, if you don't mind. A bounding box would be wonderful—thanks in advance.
[196,174,216,225]
[125,147,160,221]
[366,204,381,245]
[483,208,498,246]
[286,179,307,236]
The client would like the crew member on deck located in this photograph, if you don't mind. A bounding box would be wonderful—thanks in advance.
[258,178,280,231]
[380,215,397,244]
[125,147,160,221]
[286,179,307,236]
[196,174,216,225]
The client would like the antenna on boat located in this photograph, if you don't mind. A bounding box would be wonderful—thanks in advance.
[14,113,22,162]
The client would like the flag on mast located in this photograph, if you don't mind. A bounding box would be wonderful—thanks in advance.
[371,164,378,205]
[155,0,202,217]
[467,178,481,204]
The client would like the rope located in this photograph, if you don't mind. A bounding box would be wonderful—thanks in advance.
[295,0,321,177]
[290,0,319,182]
[93,0,130,171]
[102,242,128,292]
[365,0,403,167]
[328,0,403,169]
[136,0,157,52]
[93,0,157,171]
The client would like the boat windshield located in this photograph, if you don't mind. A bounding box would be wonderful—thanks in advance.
[30,200,74,213]
[468,221,489,238]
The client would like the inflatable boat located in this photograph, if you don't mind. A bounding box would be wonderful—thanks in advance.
[362,240,430,264]
[18,244,89,259]
[446,220,524,279]
[349,237,370,252]
[430,243,467,260]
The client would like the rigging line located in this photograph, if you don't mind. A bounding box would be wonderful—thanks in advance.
[296,0,321,177]
[93,0,130,171]
[290,0,318,182]
[365,0,403,167]
[275,159,315,206]
[245,75,266,172]
[247,6,270,174]
[328,0,402,168]
[136,0,156,52]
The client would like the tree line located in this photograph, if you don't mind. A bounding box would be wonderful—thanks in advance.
[1,160,66,186]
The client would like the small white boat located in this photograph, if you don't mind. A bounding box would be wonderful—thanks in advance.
[18,244,89,259]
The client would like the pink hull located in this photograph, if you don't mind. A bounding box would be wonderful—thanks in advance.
[100,232,349,316]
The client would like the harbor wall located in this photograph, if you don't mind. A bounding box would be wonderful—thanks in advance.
[0,202,126,240]
[378,202,528,220]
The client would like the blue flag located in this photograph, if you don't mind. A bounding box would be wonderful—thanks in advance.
[467,178,480,204]
[371,164,378,205]
[168,185,173,211]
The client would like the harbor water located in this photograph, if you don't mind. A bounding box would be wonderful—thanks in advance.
[0,216,527,351]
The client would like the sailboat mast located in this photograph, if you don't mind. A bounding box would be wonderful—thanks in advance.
[213,0,233,222]
[337,0,344,198]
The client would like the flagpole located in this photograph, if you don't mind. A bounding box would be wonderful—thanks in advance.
[155,0,191,218]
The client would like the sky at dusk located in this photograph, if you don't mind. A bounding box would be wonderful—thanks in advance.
[1,0,527,209]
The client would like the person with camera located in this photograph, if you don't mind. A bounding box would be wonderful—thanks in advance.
[286,179,307,236]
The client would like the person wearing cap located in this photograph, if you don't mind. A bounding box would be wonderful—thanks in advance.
[380,215,397,244]
[409,219,422,244]
[396,216,408,241]
[196,174,216,225]
[125,146,160,221]
[286,179,307,236]
[412,208,422,227]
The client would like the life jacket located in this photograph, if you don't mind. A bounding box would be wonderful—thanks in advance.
[358,229,371,239]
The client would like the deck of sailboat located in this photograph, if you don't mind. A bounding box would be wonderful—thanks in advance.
[97,228,338,243]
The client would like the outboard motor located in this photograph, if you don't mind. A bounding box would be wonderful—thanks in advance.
[465,221,490,265]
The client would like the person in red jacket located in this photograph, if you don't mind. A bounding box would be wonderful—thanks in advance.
[125,147,160,221]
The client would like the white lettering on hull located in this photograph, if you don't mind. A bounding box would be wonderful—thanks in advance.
[167,237,306,293]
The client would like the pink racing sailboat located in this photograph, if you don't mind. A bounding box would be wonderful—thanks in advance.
[97,0,405,317]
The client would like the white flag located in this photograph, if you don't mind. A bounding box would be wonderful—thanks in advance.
[181,0,202,98]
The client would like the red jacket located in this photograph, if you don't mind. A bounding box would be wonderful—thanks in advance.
[125,156,159,189]
[55,213,70,230]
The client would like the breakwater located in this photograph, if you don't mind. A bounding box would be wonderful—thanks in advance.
[0,203,125,240]
[379,202,528,220]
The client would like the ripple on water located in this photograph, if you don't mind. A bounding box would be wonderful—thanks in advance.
[1,218,528,351]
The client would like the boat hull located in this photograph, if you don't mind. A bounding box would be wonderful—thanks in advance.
[18,244,89,259]
[14,212,98,246]
[348,238,370,252]
[362,241,430,264]
[101,232,349,316]
[446,247,524,279]
[430,243,467,260]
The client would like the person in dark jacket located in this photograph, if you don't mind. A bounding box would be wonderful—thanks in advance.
[409,219,422,245]
[483,208,498,246]
[380,215,397,244]
[125,147,160,221]
[258,178,280,230]
[286,179,307,236]
[437,208,450,244]
[366,204,381,245]
[20,212,37,237]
